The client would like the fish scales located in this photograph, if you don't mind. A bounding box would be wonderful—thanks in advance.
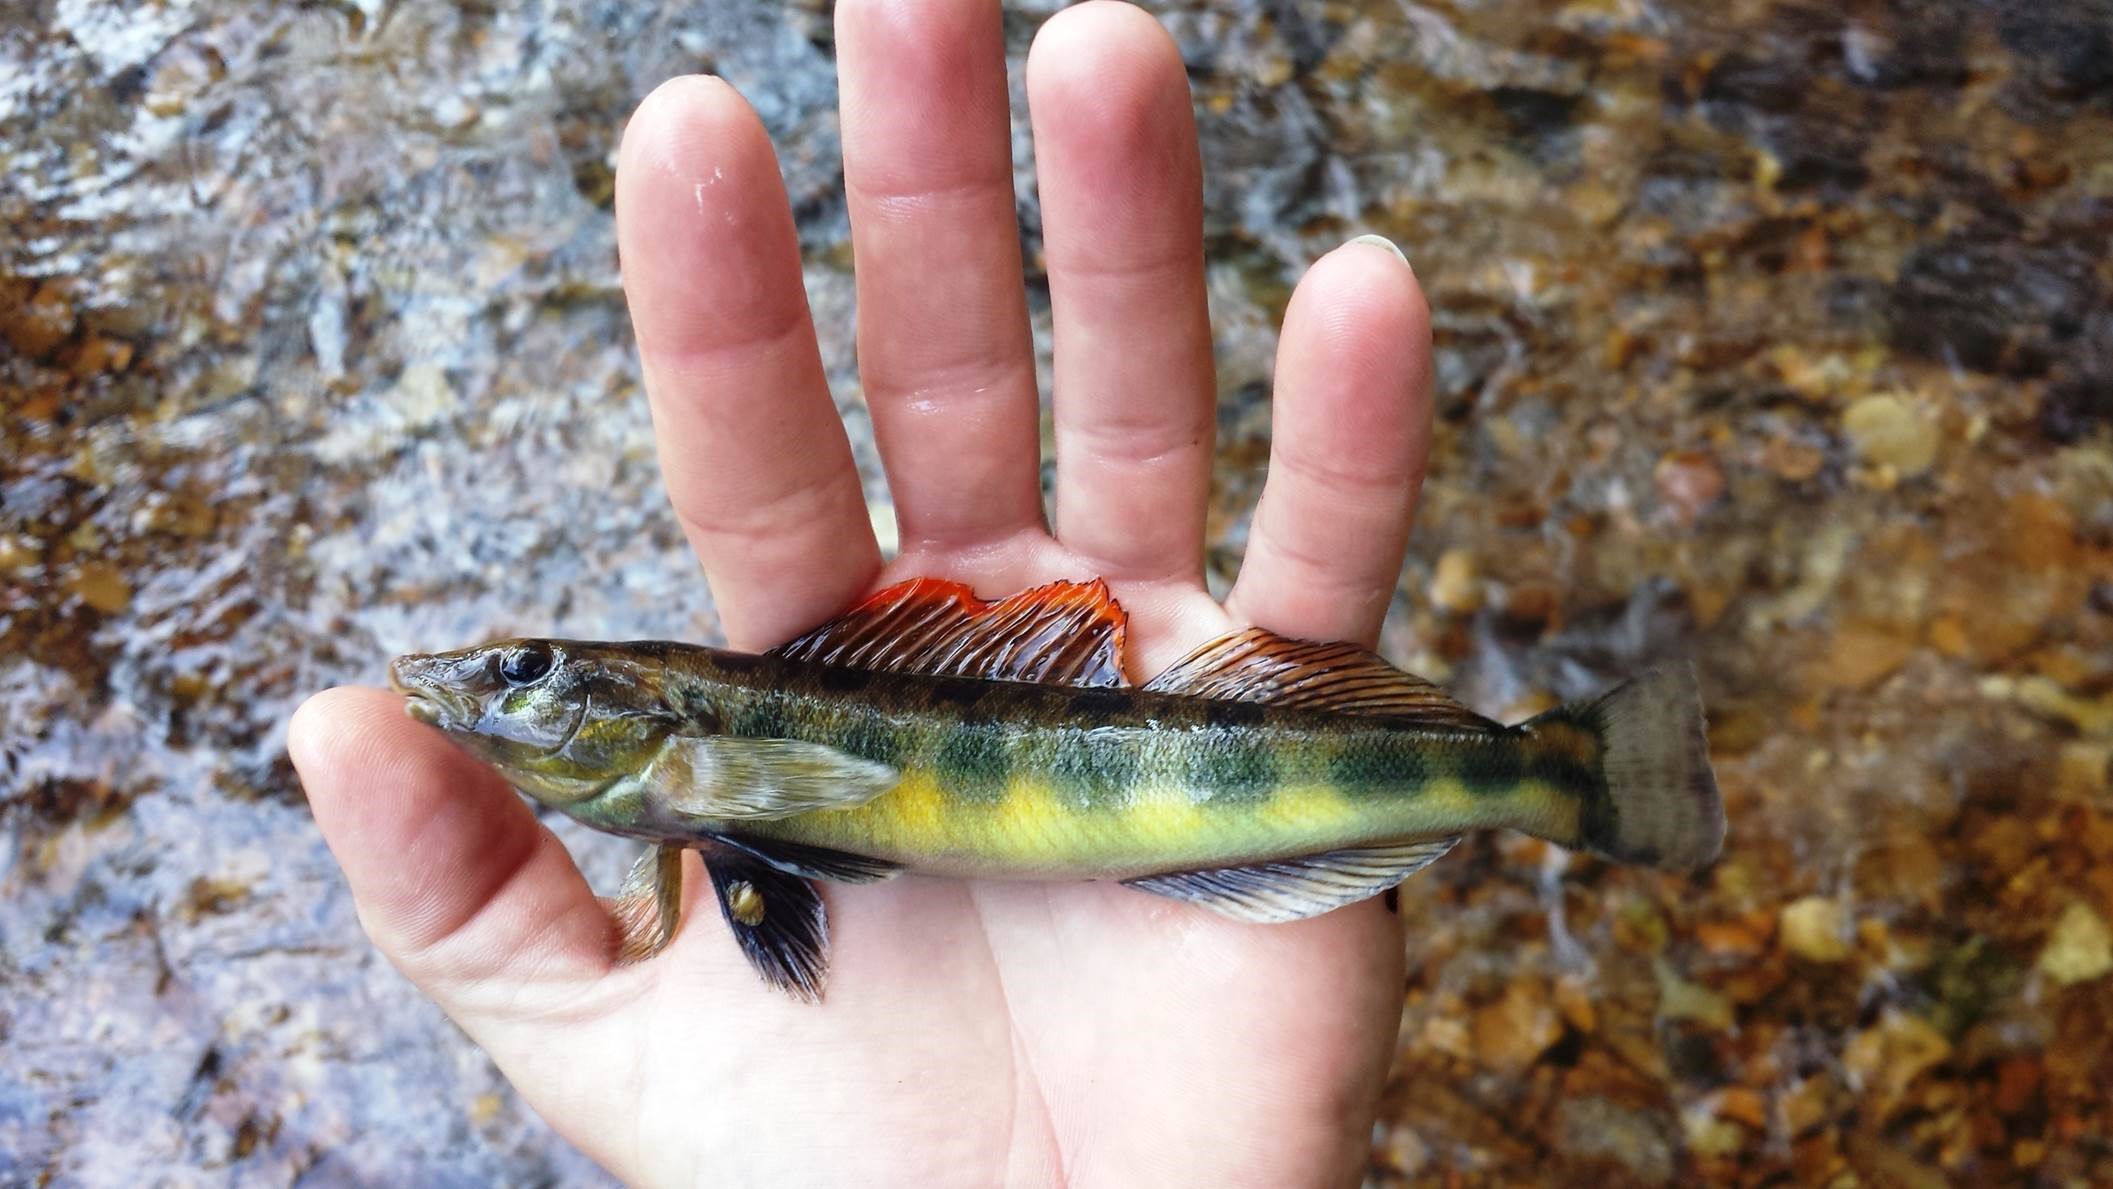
[389,576,1722,997]
[677,652,1593,878]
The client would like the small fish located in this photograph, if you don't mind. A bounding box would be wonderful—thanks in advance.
[390,578,1722,999]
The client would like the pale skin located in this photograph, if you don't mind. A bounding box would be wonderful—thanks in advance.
[288,2,1436,1185]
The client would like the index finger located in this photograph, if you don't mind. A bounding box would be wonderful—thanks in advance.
[618,76,880,649]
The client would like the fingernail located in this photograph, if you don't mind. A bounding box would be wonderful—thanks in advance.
[1349,233,1409,266]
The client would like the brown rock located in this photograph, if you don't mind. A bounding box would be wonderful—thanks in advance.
[1472,980,1564,1076]
[1993,1056,2041,1115]
[0,535,39,575]
[66,561,132,615]
[1804,624,1916,692]
[1656,962,1735,1031]
[1844,1010,1951,1116]
[1428,547,1481,614]
[70,335,135,378]
[1708,1086,1769,1130]
[1655,450,1725,525]
[2,277,78,360]
[1554,974,1598,1034]
[1761,435,1825,482]
[1696,911,1774,958]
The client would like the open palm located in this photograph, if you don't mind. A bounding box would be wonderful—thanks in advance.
[290,2,1435,1184]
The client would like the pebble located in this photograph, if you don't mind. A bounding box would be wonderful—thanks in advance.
[1845,1010,1951,1112]
[1654,450,1725,525]
[1842,394,1940,477]
[2037,903,2113,987]
[1779,896,1853,962]
[1656,961,1735,1031]
[65,561,132,615]
[1428,547,1481,614]
[1472,981,1564,1075]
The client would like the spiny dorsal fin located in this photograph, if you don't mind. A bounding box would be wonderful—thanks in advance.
[1123,837,1461,923]
[771,577,1130,688]
[1143,627,1495,730]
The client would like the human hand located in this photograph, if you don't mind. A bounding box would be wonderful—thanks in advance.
[290,2,1434,1184]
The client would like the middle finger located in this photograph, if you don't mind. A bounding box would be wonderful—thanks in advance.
[1030,2,1215,585]
[838,0,1046,557]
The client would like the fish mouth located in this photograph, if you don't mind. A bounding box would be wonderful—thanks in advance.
[389,653,477,729]
[402,692,443,727]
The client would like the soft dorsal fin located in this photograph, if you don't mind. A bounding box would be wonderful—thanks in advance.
[1143,627,1496,730]
[771,577,1130,688]
[1123,836,1461,923]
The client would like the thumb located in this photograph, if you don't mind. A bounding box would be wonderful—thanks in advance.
[289,686,617,995]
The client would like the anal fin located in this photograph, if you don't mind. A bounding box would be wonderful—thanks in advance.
[702,846,831,1000]
[612,844,685,964]
[1123,837,1461,924]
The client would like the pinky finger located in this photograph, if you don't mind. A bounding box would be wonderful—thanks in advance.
[1223,238,1433,649]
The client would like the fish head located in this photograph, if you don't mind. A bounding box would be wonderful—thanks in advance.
[389,639,682,807]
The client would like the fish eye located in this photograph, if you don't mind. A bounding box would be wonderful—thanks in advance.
[498,642,554,687]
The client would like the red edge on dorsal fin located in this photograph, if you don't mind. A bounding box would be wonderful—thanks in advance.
[770,577,1131,688]
[1141,627,1496,730]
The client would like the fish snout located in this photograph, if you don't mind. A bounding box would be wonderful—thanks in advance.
[389,652,482,728]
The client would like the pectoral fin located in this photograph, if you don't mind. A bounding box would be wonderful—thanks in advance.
[1123,837,1461,924]
[702,846,831,1000]
[611,844,685,964]
[638,735,899,820]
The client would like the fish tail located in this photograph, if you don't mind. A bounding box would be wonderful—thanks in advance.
[1524,663,1723,870]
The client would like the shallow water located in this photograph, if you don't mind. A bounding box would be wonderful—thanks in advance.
[4,0,2110,1183]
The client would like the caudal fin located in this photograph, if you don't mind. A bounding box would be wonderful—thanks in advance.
[1531,663,1723,870]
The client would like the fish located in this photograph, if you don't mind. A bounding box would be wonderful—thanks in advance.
[389,577,1723,999]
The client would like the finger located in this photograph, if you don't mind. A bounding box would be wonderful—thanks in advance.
[1224,238,1433,647]
[836,0,1045,555]
[618,76,880,650]
[1028,2,1215,582]
[289,687,614,989]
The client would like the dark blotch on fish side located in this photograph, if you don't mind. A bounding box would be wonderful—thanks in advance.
[1186,729,1277,803]
[1526,752,1601,797]
[710,650,766,673]
[834,712,903,767]
[1327,737,1411,793]
[1203,699,1269,729]
[934,722,1010,801]
[1063,687,1129,722]
[931,680,989,709]
[1456,736,1525,796]
[731,698,790,740]
[1046,728,1139,807]
[817,666,870,694]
